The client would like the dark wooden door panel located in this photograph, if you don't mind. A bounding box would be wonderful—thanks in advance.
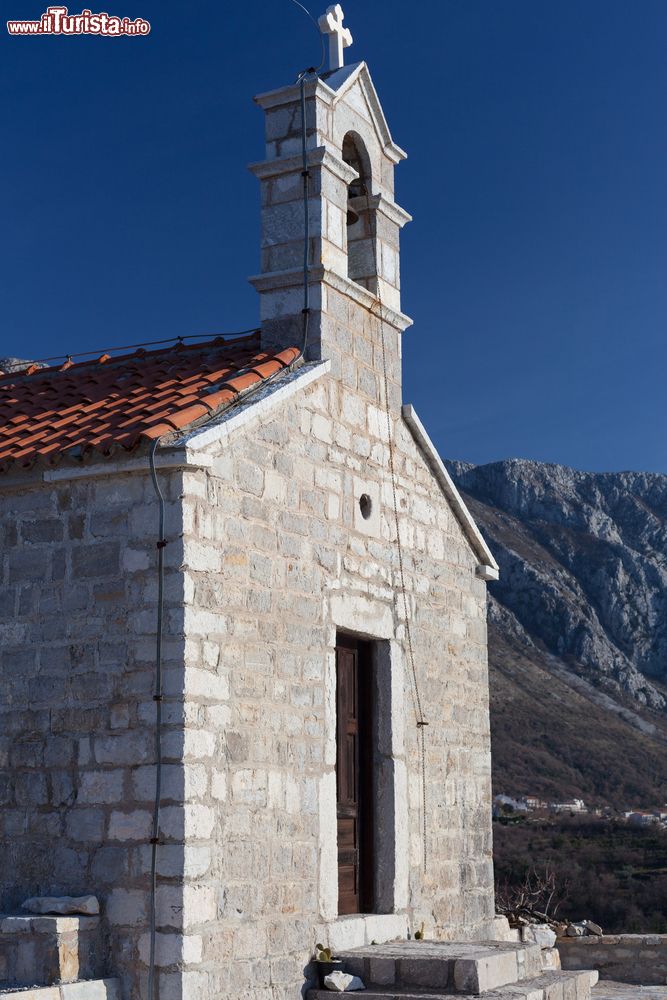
[336,635,374,916]
[338,864,357,914]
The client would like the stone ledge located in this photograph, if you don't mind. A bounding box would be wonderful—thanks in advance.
[0,918,99,935]
[314,914,409,953]
[0,979,120,1000]
[594,983,667,999]
[248,264,413,332]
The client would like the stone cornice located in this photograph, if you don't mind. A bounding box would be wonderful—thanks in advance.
[348,193,412,228]
[248,265,413,333]
[253,74,326,111]
[0,449,207,490]
[248,146,358,186]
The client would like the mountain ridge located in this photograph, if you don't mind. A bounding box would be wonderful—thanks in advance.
[445,457,667,808]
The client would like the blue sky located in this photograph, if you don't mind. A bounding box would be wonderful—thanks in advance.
[2,0,666,472]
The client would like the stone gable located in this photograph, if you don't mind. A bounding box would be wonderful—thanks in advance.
[174,368,495,997]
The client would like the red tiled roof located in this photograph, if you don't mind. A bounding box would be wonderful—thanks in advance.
[0,334,300,472]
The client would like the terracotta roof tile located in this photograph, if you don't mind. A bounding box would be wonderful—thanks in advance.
[0,334,300,472]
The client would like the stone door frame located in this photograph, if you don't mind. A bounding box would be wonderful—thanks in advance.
[319,596,409,942]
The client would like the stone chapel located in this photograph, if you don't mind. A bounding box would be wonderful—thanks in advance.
[0,9,548,1000]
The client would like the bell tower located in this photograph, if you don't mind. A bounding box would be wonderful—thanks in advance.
[248,6,412,411]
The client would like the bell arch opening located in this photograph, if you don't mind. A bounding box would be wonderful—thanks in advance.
[342,132,377,289]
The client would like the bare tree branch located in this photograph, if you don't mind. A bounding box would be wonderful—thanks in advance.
[495,866,570,927]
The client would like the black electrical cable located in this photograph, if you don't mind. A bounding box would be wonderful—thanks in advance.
[287,0,326,74]
[147,437,166,1000]
[20,330,261,369]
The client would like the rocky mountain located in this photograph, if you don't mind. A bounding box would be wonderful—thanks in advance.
[446,459,667,808]
[0,358,39,374]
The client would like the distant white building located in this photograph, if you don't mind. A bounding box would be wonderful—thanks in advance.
[550,799,586,814]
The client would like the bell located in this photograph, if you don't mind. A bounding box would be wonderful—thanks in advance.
[346,203,360,227]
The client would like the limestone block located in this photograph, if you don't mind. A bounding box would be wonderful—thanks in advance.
[184,668,230,701]
[106,889,147,927]
[1,991,60,1000]
[329,592,393,639]
[522,924,557,949]
[138,932,202,967]
[108,810,152,841]
[22,896,100,916]
[541,947,561,971]
[311,413,334,444]
[133,763,208,803]
[15,771,48,806]
[361,914,408,947]
[154,844,212,879]
[261,201,322,247]
[368,957,396,985]
[156,884,217,929]
[93,732,151,766]
[160,803,215,840]
[71,543,120,577]
[323,971,365,992]
[22,518,64,544]
[59,982,121,1000]
[268,170,304,204]
[454,950,518,994]
[161,728,216,761]
[9,549,49,582]
[233,924,268,960]
[78,770,124,804]
[121,548,150,572]
[64,810,104,842]
[326,201,344,250]
[109,705,129,730]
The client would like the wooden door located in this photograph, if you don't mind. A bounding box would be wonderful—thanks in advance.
[336,634,374,915]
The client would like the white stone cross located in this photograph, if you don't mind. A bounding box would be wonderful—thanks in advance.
[318,4,353,71]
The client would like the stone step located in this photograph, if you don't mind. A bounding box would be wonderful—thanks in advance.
[336,941,544,994]
[593,983,667,999]
[0,979,120,1000]
[307,968,598,1000]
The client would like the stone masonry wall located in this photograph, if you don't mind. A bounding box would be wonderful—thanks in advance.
[0,468,188,1000]
[177,362,495,999]
[559,934,667,985]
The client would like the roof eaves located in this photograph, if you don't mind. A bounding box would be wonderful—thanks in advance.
[0,337,298,475]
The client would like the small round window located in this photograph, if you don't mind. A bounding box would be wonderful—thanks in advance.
[359,494,373,520]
